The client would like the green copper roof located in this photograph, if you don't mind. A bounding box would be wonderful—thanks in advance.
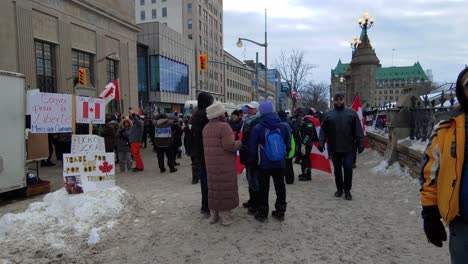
[331,59,350,76]
[332,60,428,81]
[375,62,428,81]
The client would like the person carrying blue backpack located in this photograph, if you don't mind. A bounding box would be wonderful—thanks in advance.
[248,100,291,222]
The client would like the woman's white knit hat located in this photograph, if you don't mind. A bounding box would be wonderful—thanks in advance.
[206,101,225,120]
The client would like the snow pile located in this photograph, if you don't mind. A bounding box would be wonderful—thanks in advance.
[372,160,410,178]
[0,186,135,248]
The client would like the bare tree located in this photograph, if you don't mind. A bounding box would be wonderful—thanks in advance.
[274,49,316,93]
[297,82,329,112]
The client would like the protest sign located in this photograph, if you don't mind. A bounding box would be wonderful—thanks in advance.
[63,153,115,193]
[71,135,105,154]
[76,96,105,124]
[30,92,72,133]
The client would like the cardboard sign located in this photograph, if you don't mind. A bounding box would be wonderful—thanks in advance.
[63,153,115,193]
[71,135,105,154]
[76,96,105,124]
[30,93,72,133]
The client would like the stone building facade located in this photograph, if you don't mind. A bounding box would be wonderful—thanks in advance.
[0,0,140,111]
[223,51,254,106]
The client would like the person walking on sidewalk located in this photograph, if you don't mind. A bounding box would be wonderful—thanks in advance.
[318,92,364,200]
[203,102,242,225]
[129,114,144,172]
[420,68,468,264]
[153,114,177,173]
[191,92,214,215]
[248,100,291,222]
[116,118,133,172]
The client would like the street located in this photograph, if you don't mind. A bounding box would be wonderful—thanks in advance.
[0,148,450,264]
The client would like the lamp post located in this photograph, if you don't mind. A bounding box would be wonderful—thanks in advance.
[237,9,268,101]
[358,12,375,35]
[350,36,361,55]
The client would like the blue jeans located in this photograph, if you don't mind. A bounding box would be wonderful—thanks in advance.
[246,166,259,192]
[199,165,208,210]
[449,218,468,264]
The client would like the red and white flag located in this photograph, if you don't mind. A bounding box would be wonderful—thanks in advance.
[98,80,120,105]
[76,96,105,124]
[306,116,332,173]
[351,95,369,148]
[234,131,245,175]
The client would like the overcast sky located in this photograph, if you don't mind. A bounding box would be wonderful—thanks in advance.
[223,0,468,85]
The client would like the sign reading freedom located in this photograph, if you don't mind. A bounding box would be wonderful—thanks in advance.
[30,93,72,133]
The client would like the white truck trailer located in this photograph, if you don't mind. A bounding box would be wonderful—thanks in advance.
[0,71,26,193]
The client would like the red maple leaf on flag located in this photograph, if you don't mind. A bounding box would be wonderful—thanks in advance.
[99,161,113,174]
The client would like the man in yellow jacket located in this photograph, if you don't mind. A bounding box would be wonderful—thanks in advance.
[420,68,468,264]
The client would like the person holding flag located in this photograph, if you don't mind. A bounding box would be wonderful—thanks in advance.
[318,92,364,200]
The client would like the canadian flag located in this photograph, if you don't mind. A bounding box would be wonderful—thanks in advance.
[351,95,369,148]
[306,116,332,173]
[76,96,105,124]
[98,80,120,105]
[234,131,245,175]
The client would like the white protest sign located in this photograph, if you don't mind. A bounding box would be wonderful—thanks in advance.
[63,153,115,193]
[76,96,105,124]
[30,92,72,133]
[71,135,105,154]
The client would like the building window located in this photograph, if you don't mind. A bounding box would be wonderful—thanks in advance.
[72,49,94,86]
[35,40,56,93]
[187,19,192,29]
[149,55,189,95]
[187,3,192,13]
[188,34,192,39]
[162,7,167,17]
[152,9,157,18]
[199,5,201,16]
[106,59,117,83]
[140,10,146,20]
[151,0,156,3]
[140,0,145,5]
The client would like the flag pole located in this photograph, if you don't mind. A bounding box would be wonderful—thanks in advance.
[118,78,123,118]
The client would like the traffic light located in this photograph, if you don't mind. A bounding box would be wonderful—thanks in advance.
[199,54,208,71]
[78,67,87,86]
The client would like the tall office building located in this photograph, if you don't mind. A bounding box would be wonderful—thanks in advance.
[135,0,224,101]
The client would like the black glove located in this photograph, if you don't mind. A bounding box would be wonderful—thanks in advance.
[422,206,447,247]
[358,146,364,154]
[318,144,324,153]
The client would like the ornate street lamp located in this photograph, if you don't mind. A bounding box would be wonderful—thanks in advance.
[350,36,361,55]
[358,12,375,35]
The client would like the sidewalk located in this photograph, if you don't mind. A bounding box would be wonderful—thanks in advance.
[0,148,450,263]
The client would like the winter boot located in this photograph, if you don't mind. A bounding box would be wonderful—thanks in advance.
[334,190,343,197]
[344,191,352,200]
[210,210,219,224]
[271,211,285,221]
[219,210,233,226]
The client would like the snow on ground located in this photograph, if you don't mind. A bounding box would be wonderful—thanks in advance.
[0,186,138,262]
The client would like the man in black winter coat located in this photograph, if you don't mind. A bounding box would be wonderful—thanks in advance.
[191,92,214,215]
[318,92,364,200]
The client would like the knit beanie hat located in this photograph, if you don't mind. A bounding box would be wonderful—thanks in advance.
[259,100,273,115]
[197,92,214,109]
[206,101,225,120]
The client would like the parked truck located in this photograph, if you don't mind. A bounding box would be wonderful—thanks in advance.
[0,71,26,194]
